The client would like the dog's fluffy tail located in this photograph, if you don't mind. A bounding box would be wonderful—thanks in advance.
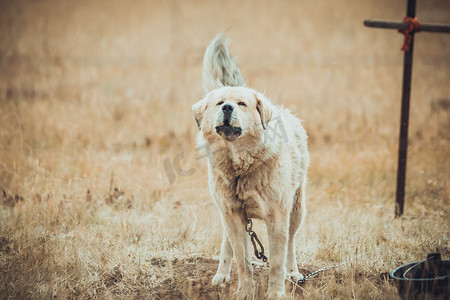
[202,34,246,94]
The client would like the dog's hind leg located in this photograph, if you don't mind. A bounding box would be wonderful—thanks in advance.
[286,184,306,282]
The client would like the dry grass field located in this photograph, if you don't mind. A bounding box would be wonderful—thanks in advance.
[0,0,449,299]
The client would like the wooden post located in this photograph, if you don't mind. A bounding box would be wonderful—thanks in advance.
[394,0,416,217]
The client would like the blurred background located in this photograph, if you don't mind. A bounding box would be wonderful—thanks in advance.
[1,0,448,191]
[0,0,449,298]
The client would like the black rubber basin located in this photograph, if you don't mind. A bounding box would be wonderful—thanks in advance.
[390,253,450,300]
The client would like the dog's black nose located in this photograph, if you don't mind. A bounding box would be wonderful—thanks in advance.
[222,104,233,113]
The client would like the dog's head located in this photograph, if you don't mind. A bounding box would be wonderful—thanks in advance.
[192,87,273,142]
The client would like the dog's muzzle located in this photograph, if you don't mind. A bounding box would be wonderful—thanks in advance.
[215,104,242,140]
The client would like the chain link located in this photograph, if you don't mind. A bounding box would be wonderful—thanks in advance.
[239,196,268,264]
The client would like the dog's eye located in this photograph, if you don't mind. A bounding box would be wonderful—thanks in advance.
[217,101,224,106]
[238,102,247,107]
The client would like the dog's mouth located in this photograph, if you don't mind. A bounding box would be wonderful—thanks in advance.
[215,120,242,141]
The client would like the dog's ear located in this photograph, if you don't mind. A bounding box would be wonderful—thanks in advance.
[192,99,208,130]
[255,94,273,130]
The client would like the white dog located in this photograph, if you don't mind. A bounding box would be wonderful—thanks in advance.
[192,34,309,299]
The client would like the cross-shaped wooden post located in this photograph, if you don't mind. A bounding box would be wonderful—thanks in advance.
[364,0,450,217]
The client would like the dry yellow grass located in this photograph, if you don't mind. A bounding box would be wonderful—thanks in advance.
[0,0,449,299]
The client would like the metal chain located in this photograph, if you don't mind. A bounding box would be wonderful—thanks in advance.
[239,198,268,264]
[297,252,367,284]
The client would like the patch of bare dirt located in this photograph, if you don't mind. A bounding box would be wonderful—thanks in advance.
[151,257,318,299]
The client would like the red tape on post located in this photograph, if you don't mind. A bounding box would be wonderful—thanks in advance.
[398,16,421,51]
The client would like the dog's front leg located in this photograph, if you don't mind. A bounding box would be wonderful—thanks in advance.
[222,212,254,299]
[266,212,289,298]
[212,220,233,285]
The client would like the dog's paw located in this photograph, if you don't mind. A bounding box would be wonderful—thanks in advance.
[233,286,254,300]
[212,273,230,285]
[266,289,286,299]
[286,271,304,283]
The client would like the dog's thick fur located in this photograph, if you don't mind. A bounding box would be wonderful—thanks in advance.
[192,34,309,299]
